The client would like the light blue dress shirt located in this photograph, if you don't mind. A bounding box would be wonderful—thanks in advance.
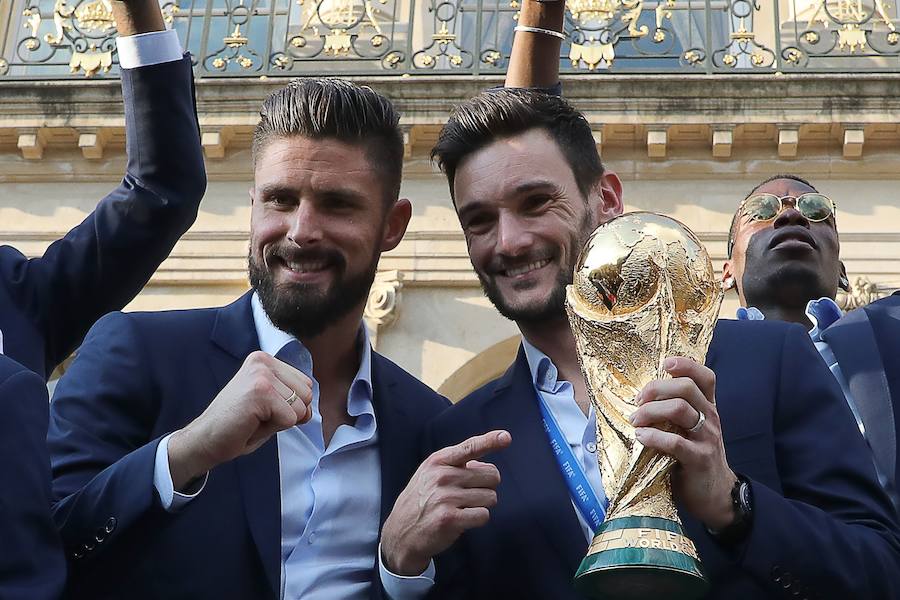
[736,297,867,437]
[152,293,393,599]
[261,300,381,600]
[383,339,605,600]
[521,339,607,541]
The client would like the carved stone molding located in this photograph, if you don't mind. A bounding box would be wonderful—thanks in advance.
[836,276,890,311]
[364,269,403,348]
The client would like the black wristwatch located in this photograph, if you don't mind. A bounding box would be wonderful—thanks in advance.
[707,474,753,546]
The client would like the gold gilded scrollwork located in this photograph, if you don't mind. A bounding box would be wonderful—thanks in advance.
[204,0,263,72]
[15,0,182,77]
[74,0,115,33]
[22,8,41,39]
[567,0,675,70]
[294,0,387,57]
[411,2,472,69]
[28,0,117,76]
[44,0,73,46]
[712,1,775,69]
[803,0,897,54]
[70,48,112,76]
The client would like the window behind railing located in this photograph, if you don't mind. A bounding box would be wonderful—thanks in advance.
[1,0,898,79]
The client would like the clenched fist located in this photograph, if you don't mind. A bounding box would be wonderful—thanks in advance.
[380,430,512,576]
[167,351,313,490]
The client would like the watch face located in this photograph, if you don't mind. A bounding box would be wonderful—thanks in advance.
[738,481,752,513]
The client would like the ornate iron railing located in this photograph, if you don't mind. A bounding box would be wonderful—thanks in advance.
[1,0,899,79]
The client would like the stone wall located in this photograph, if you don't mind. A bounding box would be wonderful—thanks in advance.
[2,73,899,396]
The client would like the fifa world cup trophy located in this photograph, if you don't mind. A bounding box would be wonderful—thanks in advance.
[566,212,723,599]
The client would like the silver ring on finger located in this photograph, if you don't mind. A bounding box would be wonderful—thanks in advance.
[688,409,706,433]
[285,391,299,406]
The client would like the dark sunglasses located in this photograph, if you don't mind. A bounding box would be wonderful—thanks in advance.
[727,193,836,256]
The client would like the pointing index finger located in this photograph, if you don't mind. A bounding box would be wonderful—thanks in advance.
[436,430,512,467]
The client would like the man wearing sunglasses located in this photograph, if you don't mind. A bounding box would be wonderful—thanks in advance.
[723,174,899,511]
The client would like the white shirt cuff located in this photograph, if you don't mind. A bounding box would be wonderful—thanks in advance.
[153,433,208,512]
[117,29,183,70]
[378,542,435,600]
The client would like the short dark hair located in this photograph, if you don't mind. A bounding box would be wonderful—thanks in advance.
[252,78,404,202]
[431,88,604,201]
[727,174,821,258]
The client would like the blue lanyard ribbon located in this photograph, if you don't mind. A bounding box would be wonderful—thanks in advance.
[534,386,607,533]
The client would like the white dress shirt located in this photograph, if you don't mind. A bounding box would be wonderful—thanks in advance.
[382,338,604,599]
[116,29,182,69]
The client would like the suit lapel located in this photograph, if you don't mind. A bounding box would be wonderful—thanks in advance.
[208,292,281,598]
[366,354,408,600]
[822,308,897,487]
[369,353,406,528]
[482,347,587,575]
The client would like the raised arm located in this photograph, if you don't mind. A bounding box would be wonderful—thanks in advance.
[2,0,205,377]
[110,0,166,35]
[505,0,566,89]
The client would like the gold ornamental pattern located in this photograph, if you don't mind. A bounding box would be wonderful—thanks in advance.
[2,1,899,77]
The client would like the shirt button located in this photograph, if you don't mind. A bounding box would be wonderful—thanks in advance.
[585,442,597,453]
[308,532,317,545]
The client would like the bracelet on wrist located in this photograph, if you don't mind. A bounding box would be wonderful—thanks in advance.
[513,25,567,40]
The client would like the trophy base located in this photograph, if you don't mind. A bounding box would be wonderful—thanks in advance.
[573,516,708,600]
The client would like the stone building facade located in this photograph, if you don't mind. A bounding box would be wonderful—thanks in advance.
[2,1,899,397]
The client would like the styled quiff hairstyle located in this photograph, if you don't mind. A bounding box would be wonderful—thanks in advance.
[432,88,605,201]
[252,78,404,202]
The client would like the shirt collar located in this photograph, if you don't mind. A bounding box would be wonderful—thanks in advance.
[521,337,562,393]
[735,296,843,338]
[806,296,843,341]
[735,306,765,321]
[250,292,374,413]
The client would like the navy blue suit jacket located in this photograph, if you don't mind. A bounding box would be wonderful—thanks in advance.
[0,355,65,600]
[822,292,900,510]
[0,55,204,379]
[48,292,450,599]
[425,320,900,599]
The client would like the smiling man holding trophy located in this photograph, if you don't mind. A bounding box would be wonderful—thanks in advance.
[378,1,900,598]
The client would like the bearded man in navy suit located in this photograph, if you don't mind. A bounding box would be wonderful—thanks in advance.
[0,0,204,597]
[377,2,900,598]
[47,55,449,600]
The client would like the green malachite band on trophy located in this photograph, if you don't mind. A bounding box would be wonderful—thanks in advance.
[573,516,708,600]
[576,548,704,580]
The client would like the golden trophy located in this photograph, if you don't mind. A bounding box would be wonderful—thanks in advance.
[566,212,723,599]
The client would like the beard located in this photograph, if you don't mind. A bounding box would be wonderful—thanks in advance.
[249,243,379,339]
[476,210,595,325]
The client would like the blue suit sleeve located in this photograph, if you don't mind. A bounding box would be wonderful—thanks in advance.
[1,55,205,377]
[0,365,66,600]
[732,324,900,598]
[48,312,165,568]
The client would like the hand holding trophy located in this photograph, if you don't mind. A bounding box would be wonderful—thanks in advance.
[565,212,723,599]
